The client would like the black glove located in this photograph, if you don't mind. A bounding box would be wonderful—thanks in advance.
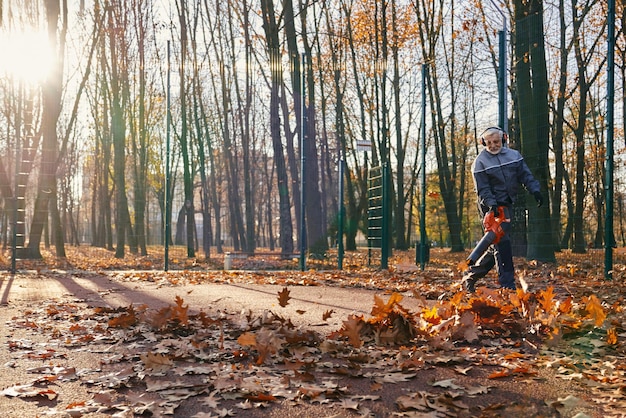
[489,205,499,214]
[533,191,544,207]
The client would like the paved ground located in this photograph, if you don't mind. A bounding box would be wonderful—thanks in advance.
[0,269,605,417]
[0,269,417,332]
[0,270,422,418]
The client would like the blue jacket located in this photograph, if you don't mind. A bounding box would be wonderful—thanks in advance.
[471,147,540,211]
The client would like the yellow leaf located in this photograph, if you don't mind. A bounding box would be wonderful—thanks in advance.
[423,306,440,324]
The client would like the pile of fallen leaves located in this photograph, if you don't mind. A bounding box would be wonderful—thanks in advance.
[2,247,626,416]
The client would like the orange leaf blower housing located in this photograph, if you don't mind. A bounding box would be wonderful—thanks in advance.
[466,206,510,265]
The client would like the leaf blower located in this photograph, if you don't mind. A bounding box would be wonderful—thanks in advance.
[466,206,509,266]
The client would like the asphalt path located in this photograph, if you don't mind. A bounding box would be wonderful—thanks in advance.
[0,269,422,334]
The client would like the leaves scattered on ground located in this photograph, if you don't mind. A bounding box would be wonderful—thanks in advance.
[2,247,626,417]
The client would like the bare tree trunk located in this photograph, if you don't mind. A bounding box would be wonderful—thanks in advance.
[26,0,66,258]
[261,0,294,255]
[415,0,464,252]
[177,0,195,258]
[513,0,555,262]
[106,3,130,259]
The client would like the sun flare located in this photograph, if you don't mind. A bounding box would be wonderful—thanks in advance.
[0,29,55,84]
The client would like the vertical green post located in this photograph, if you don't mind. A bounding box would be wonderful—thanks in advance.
[605,0,615,280]
[419,64,428,270]
[381,163,389,269]
[299,53,307,272]
[337,158,344,270]
[164,40,171,272]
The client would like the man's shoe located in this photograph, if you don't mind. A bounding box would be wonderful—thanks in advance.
[463,275,477,293]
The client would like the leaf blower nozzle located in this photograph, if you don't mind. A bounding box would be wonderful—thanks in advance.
[466,206,509,266]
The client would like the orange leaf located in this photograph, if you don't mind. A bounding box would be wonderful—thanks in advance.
[246,393,276,402]
[607,327,618,345]
[278,287,291,307]
[457,260,470,272]
[108,311,137,328]
[583,294,606,327]
[503,352,525,360]
[66,401,86,409]
[559,296,573,314]
[538,286,556,312]
[488,370,510,379]
[371,293,403,317]
[237,332,257,347]
[69,324,87,334]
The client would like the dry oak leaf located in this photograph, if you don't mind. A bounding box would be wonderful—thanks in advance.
[371,292,403,317]
[559,295,574,314]
[487,369,510,379]
[108,307,137,328]
[278,287,291,307]
[322,309,334,321]
[583,294,606,327]
[538,286,557,312]
[432,379,464,390]
[237,332,257,347]
[607,327,618,345]
[140,352,174,374]
[254,328,286,365]
[340,314,364,348]
[1,383,58,400]
[173,295,189,324]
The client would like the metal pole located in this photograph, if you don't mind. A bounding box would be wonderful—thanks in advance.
[498,27,507,130]
[11,87,21,275]
[381,163,389,269]
[605,0,615,280]
[419,64,428,270]
[164,40,171,272]
[337,157,344,269]
[299,53,307,271]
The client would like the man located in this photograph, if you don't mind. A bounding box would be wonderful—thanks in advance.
[464,126,544,292]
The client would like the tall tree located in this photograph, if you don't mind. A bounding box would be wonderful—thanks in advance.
[106,1,134,258]
[260,0,294,255]
[414,0,464,252]
[176,0,196,257]
[26,0,66,258]
[569,0,606,253]
[129,0,154,256]
[512,0,555,262]
[391,0,407,250]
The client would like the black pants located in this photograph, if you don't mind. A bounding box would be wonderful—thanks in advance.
[466,206,515,289]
